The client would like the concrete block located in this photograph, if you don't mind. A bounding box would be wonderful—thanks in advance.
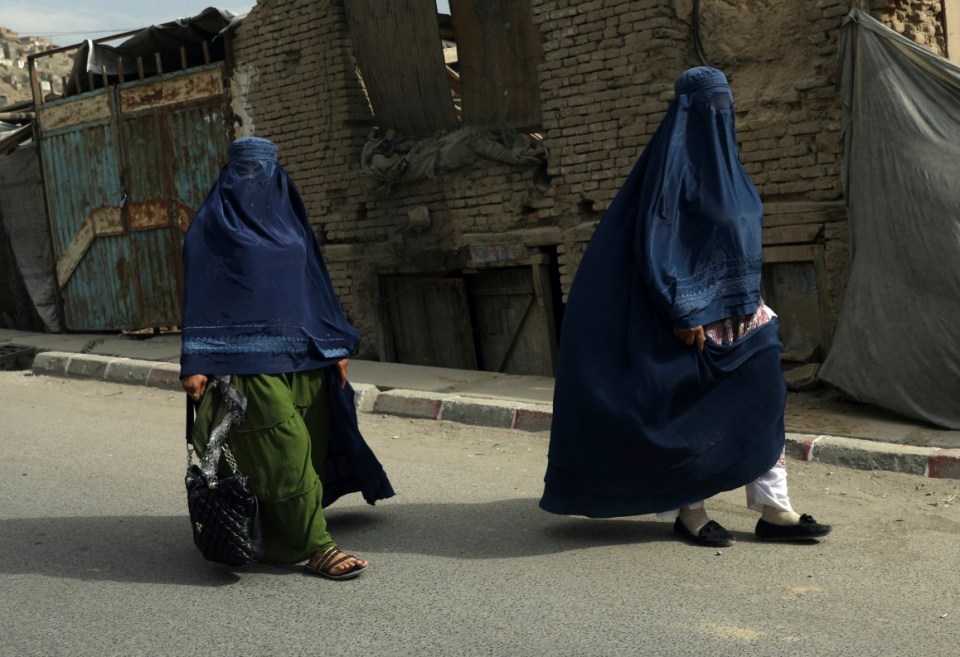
[373,389,447,420]
[784,433,811,460]
[351,383,379,413]
[439,397,516,429]
[105,359,152,386]
[513,405,554,432]
[928,449,960,480]
[807,435,931,477]
[31,351,72,377]
[66,354,118,380]
[146,362,184,391]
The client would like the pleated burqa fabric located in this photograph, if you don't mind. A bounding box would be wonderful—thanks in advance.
[541,68,786,518]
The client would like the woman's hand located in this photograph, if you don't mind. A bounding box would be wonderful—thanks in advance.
[180,373,208,401]
[336,359,349,390]
[673,326,705,352]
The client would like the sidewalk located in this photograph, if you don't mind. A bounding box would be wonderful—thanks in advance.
[3,327,959,480]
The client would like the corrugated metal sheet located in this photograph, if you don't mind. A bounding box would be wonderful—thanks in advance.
[169,106,231,210]
[37,93,112,133]
[119,66,224,113]
[37,64,231,331]
[40,109,132,330]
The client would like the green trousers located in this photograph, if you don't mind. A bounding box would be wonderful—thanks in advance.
[191,369,335,565]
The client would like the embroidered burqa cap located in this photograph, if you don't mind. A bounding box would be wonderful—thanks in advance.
[228,136,279,161]
[673,65,729,95]
[540,68,785,517]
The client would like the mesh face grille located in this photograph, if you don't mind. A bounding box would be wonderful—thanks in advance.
[674,66,729,96]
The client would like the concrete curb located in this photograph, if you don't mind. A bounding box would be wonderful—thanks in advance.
[29,351,960,480]
[784,433,960,479]
[33,351,183,391]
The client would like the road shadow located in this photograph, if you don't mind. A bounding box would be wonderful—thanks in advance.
[0,500,672,582]
[324,497,668,559]
[0,514,287,586]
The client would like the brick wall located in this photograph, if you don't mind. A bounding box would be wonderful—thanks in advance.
[229,0,376,340]
[230,0,941,366]
[868,0,947,53]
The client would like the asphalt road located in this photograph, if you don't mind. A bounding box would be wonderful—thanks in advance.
[1,371,959,657]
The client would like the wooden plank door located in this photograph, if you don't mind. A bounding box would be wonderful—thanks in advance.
[468,266,557,376]
[381,275,479,369]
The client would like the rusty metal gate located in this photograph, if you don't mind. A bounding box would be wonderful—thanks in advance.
[35,64,231,331]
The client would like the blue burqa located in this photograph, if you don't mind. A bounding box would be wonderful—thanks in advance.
[181,136,393,506]
[540,68,786,518]
[181,138,358,377]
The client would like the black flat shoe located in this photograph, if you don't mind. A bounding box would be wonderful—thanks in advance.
[755,514,832,541]
[673,518,735,547]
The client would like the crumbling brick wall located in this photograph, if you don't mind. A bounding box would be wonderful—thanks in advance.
[229,0,941,367]
[228,0,377,341]
[867,0,947,53]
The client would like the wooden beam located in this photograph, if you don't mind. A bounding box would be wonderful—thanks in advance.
[344,0,457,136]
[450,0,545,130]
[762,224,824,246]
[762,244,819,264]
[29,59,44,105]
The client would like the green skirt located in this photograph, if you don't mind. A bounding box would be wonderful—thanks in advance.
[191,368,336,565]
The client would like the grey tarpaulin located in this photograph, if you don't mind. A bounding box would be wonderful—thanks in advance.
[0,146,61,332]
[819,9,960,429]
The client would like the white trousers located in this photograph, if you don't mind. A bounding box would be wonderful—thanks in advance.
[656,450,792,521]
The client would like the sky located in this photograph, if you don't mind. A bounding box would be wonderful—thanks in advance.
[1,0,452,47]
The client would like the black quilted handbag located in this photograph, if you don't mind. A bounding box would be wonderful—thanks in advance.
[184,377,265,567]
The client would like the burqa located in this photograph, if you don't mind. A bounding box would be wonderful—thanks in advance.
[181,136,393,507]
[540,67,785,518]
[181,137,358,378]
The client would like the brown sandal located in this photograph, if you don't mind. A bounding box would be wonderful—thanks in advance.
[304,546,367,581]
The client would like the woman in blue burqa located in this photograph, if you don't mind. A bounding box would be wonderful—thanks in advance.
[540,67,830,547]
[180,137,394,578]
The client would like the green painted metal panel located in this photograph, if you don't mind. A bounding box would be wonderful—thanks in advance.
[37,64,231,331]
[39,94,133,331]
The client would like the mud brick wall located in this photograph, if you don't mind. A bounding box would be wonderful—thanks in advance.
[868,0,947,53]
[526,0,856,307]
[230,0,942,362]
